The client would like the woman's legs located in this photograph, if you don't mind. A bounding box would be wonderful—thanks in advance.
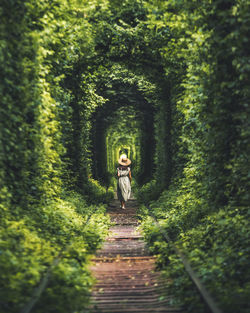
[121,200,125,209]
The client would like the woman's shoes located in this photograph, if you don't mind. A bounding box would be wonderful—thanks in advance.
[120,203,125,209]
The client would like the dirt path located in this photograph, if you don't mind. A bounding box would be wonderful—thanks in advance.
[89,199,183,313]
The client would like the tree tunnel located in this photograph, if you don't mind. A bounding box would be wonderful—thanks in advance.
[89,66,157,188]
[2,1,249,312]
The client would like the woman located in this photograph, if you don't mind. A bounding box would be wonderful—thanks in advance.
[117,154,132,209]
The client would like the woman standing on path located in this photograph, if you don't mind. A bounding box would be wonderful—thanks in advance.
[117,154,132,209]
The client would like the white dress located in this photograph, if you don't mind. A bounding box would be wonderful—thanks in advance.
[117,167,131,201]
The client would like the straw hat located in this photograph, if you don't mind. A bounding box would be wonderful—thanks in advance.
[118,154,131,166]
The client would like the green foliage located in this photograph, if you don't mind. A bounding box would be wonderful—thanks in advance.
[0,191,110,313]
[85,178,114,204]
[135,180,161,205]
[1,0,249,312]
[139,1,250,312]
[72,1,169,188]
[0,1,111,312]
[141,205,250,313]
[0,220,54,310]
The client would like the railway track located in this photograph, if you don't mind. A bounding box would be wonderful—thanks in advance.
[89,199,184,313]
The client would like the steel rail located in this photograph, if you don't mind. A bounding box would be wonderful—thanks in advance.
[147,206,223,313]
[19,207,99,313]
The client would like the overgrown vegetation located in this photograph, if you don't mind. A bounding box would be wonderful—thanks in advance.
[138,1,250,312]
[0,1,111,312]
[0,0,249,312]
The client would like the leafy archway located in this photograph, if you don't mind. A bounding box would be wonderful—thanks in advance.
[89,64,159,187]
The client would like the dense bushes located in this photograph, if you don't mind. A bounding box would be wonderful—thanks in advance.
[0,1,111,312]
[138,1,250,312]
[141,196,250,312]
[135,180,161,205]
[0,192,110,313]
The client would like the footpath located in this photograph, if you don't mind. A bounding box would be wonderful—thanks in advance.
[89,199,184,313]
